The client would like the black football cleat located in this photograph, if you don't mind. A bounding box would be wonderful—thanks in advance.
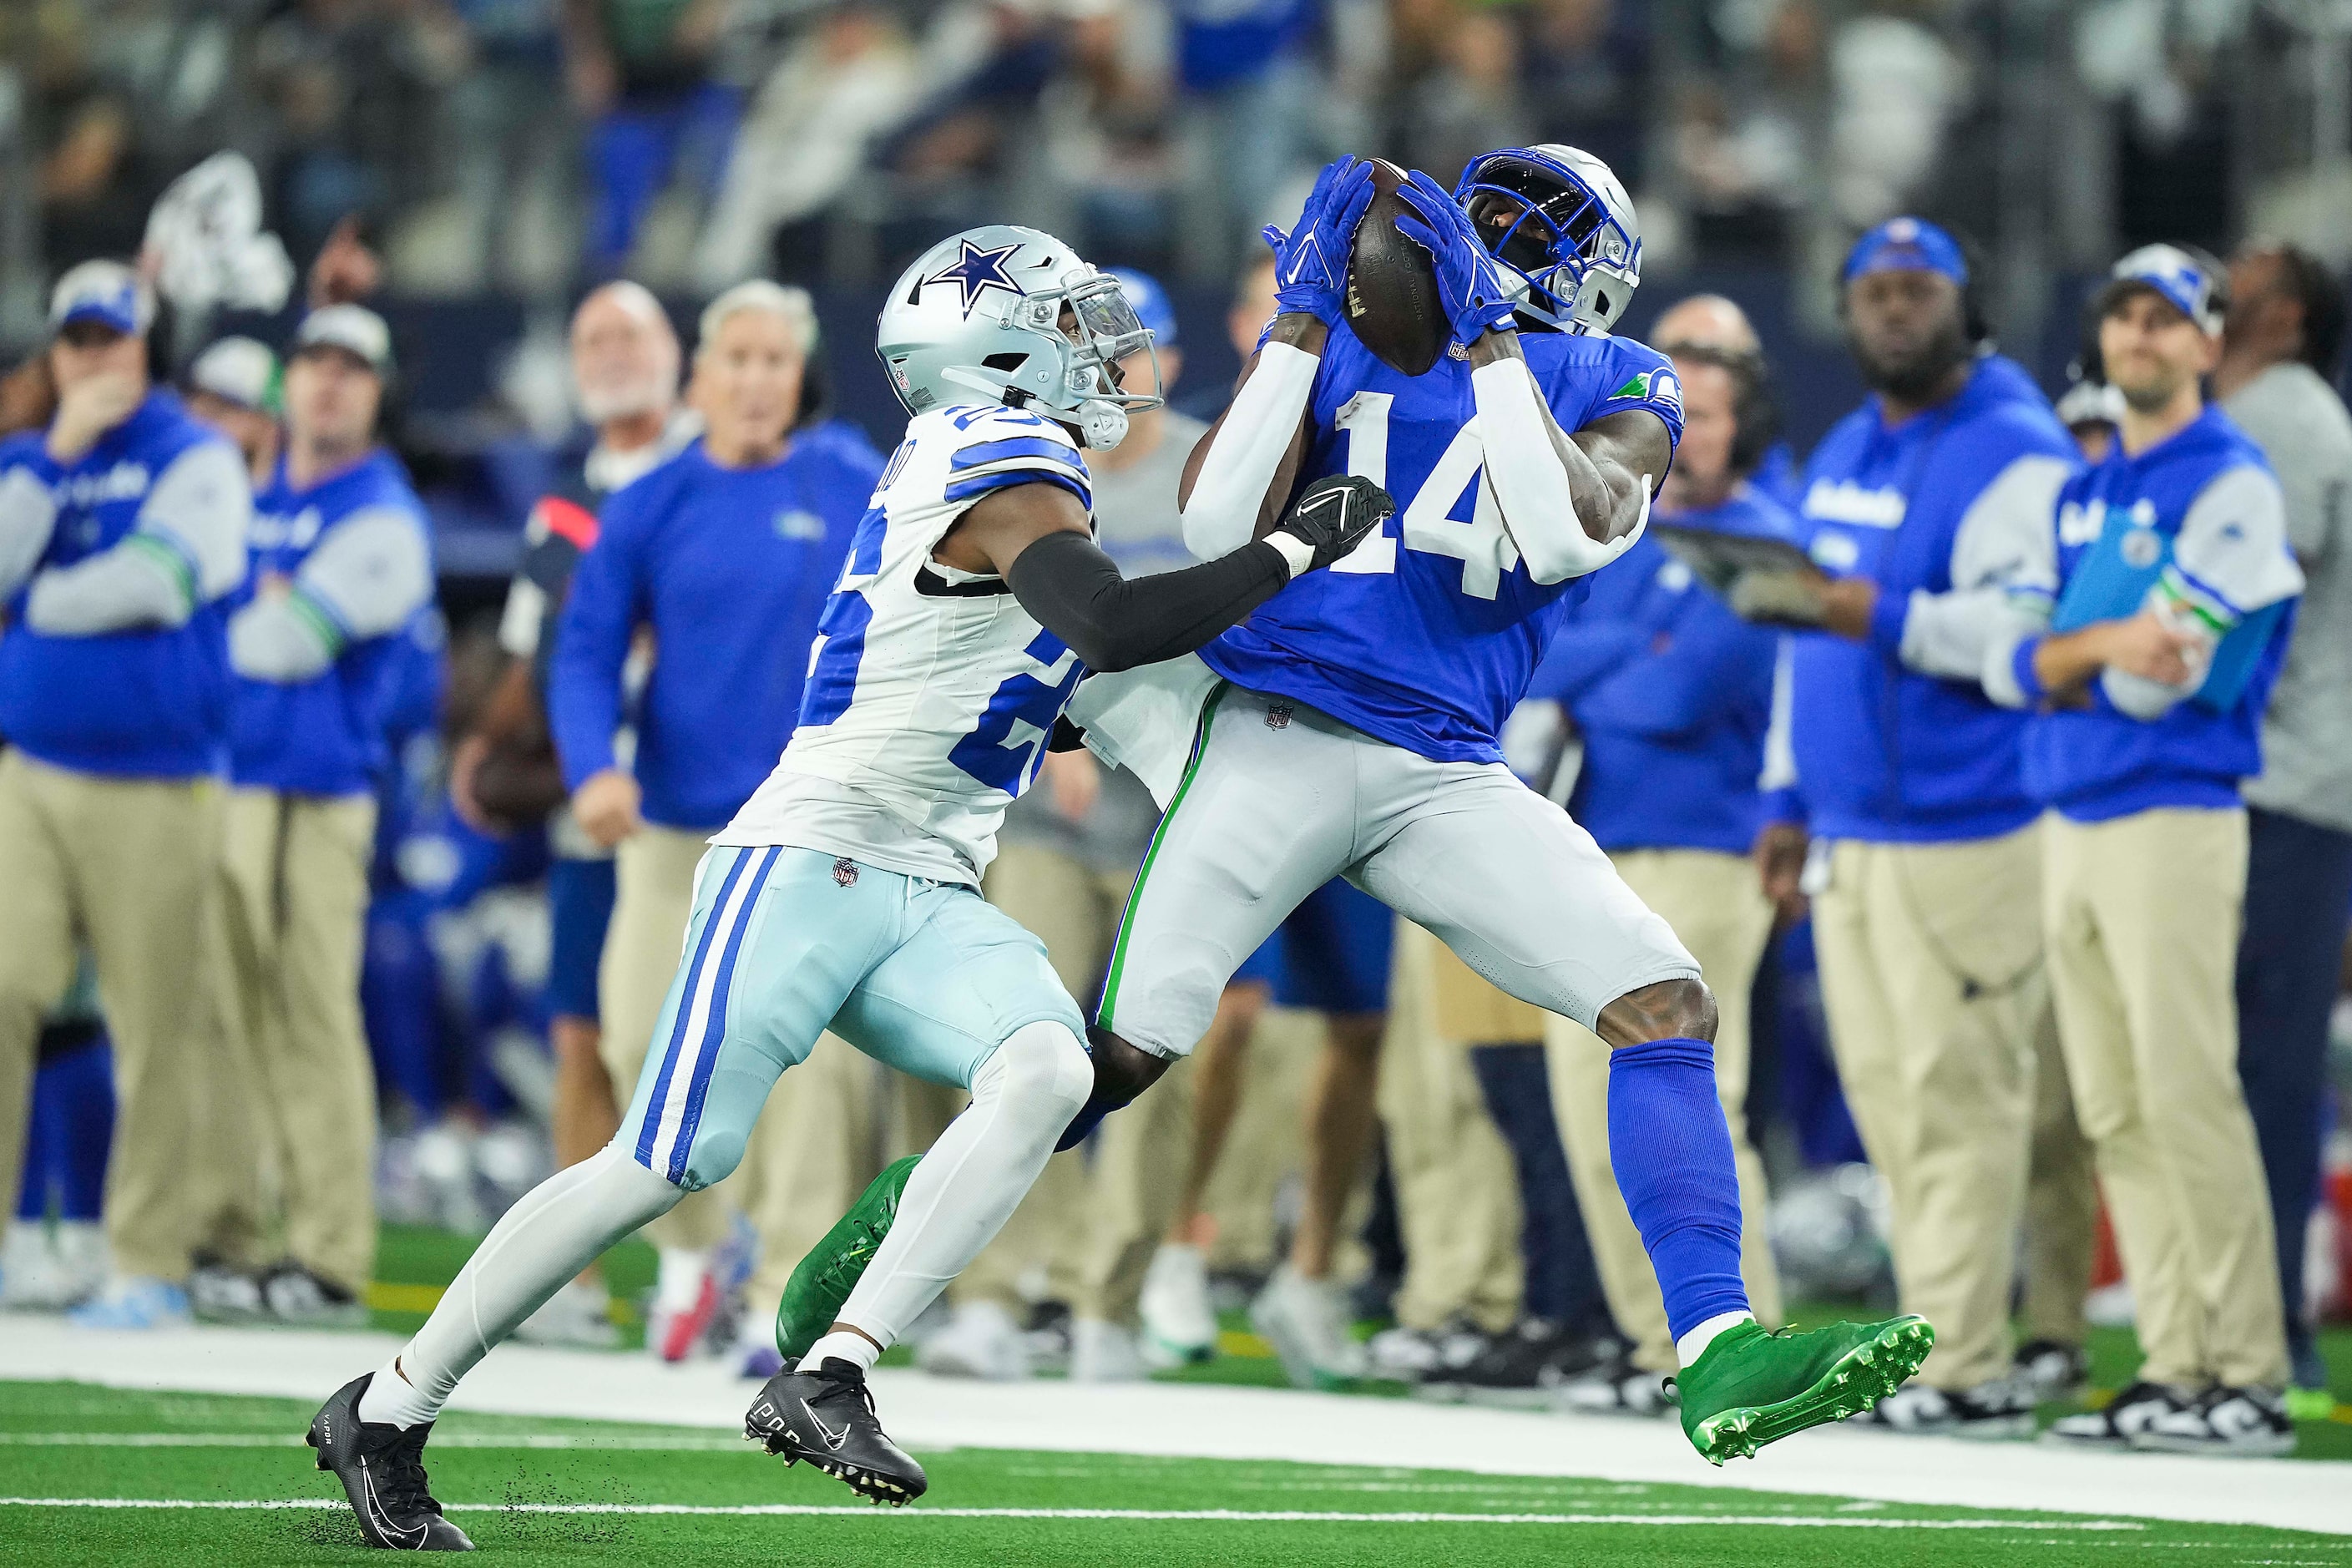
[307,1374,476,1550]
[744,1357,928,1505]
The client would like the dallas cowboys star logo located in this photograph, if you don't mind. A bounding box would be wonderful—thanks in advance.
[923,240,1026,316]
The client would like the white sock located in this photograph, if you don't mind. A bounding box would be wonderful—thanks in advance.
[362,1147,684,1429]
[802,1329,883,1373]
[357,1354,440,1429]
[654,1246,711,1313]
[1677,1310,1756,1368]
[832,1020,1090,1343]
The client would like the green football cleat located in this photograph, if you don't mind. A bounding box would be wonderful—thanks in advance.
[1672,1314,1935,1465]
[773,1156,919,1363]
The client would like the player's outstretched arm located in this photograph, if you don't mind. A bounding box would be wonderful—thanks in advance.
[938,473,1392,673]
[1465,331,1669,584]
[1177,156,1376,558]
[1177,316,1321,556]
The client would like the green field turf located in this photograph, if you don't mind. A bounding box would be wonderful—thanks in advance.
[365,1224,2352,1458]
[1,1382,2345,1568]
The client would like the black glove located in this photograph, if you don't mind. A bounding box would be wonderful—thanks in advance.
[1272,473,1395,574]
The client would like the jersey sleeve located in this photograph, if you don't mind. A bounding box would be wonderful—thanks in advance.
[1580,339,1687,449]
[936,407,1093,513]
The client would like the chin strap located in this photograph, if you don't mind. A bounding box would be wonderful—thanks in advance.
[1075,401,1128,450]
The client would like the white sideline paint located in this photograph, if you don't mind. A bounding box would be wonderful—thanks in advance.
[0,1499,2150,1530]
[1,1319,2345,1536]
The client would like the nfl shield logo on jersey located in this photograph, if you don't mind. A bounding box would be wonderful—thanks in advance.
[833,857,859,888]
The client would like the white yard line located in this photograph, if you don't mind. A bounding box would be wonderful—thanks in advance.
[0,1498,2152,1530]
[2,1318,2346,1536]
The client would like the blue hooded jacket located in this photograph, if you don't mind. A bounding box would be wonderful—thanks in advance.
[1778,356,2078,842]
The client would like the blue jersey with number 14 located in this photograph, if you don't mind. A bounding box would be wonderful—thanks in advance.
[1200,321,1684,764]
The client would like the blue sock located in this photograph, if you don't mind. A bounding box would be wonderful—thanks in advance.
[1607,1036,1749,1343]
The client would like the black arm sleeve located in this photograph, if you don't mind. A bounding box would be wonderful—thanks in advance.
[1004,529,1291,674]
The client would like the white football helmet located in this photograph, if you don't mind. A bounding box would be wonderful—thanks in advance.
[1452,144,1643,335]
[876,225,1162,450]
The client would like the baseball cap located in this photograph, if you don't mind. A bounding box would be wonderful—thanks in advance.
[189,336,281,414]
[1840,216,1969,288]
[1106,268,1178,351]
[2094,244,2226,336]
[49,260,157,337]
[292,304,394,376]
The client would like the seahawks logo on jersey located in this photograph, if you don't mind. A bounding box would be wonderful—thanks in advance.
[1607,367,1682,415]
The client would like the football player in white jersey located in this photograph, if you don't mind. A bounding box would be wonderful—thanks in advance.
[304,225,1389,1546]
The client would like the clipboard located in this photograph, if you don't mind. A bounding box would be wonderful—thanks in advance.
[1649,522,1820,594]
[1650,521,1831,626]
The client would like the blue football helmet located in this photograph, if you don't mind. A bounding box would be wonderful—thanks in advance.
[1452,144,1642,335]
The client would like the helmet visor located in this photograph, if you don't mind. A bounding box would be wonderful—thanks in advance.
[1060,273,1162,409]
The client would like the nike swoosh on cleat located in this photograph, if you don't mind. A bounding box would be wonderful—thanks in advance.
[358,1462,427,1549]
[807,1406,851,1451]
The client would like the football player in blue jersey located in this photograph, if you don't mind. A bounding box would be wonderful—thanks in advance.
[1082,148,1932,1462]
[796,149,1935,1463]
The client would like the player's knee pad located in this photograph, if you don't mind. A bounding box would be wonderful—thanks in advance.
[979,1019,1094,1123]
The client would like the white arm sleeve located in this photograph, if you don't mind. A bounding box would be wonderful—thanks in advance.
[1469,355,1646,584]
[229,597,336,680]
[0,466,59,599]
[23,443,251,635]
[1899,453,2072,681]
[140,442,250,600]
[2100,464,2304,721]
[298,504,434,641]
[230,506,431,683]
[1178,341,1319,560]
[2164,464,2303,625]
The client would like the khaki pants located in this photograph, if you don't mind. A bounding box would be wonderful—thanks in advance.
[601,823,832,1257]
[0,751,219,1282]
[207,789,381,1293]
[1812,826,2044,1388]
[1383,924,1521,1333]
[2043,808,2287,1388]
[2022,1009,2098,1348]
[1545,848,1783,1373]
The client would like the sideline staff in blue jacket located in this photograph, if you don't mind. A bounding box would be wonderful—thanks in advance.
[1994,246,2302,1455]
[1528,342,1792,1409]
[0,261,250,1328]
[1753,219,2082,1434]
[549,282,878,1331]
[214,305,433,1323]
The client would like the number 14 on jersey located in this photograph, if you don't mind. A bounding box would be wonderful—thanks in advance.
[1330,391,1520,600]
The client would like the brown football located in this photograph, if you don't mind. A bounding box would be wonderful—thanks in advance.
[1345,158,1449,377]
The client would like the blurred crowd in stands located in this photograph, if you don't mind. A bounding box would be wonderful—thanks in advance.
[8,0,2339,316]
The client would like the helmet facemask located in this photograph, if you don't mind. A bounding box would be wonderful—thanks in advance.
[937,268,1164,450]
[1454,150,1641,336]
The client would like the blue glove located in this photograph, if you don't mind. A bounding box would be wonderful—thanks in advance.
[1262,157,1378,326]
[1392,170,1520,346]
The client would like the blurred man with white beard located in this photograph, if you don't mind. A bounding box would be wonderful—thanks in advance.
[451,281,697,1348]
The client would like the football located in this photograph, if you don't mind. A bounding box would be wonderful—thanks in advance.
[1345,158,1449,377]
